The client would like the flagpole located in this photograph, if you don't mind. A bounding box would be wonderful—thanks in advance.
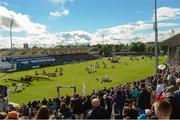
[154,0,159,74]
[10,16,14,68]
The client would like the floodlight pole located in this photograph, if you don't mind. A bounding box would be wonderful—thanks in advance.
[154,0,159,74]
[10,16,14,67]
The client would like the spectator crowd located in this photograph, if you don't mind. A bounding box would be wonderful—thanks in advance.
[0,66,180,120]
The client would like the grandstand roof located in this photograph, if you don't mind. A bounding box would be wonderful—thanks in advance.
[0,49,47,57]
[161,33,180,46]
[0,48,90,57]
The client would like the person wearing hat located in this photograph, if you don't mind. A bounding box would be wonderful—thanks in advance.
[6,111,19,120]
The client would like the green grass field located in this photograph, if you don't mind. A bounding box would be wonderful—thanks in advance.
[0,56,166,104]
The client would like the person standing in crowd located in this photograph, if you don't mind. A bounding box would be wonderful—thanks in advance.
[171,78,180,119]
[52,98,58,112]
[156,80,165,96]
[147,86,156,106]
[153,100,172,120]
[71,94,84,119]
[123,102,139,119]
[83,95,92,118]
[41,98,48,105]
[35,105,49,120]
[111,90,125,119]
[103,94,112,116]
[87,98,109,119]
[131,87,139,101]
[165,75,179,93]
[19,107,31,120]
[60,102,71,119]
[137,83,151,114]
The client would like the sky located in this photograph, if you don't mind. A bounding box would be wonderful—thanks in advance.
[0,0,180,48]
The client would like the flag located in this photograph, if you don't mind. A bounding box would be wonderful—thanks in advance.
[82,80,87,96]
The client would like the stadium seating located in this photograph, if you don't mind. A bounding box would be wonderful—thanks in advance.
[0,48,97,71]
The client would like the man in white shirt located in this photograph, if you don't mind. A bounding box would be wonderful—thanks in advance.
[156,80,164,95]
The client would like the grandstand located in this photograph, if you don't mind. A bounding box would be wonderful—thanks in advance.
[0,47,97,71]
[0,57,12,71]
[161,33,180,71]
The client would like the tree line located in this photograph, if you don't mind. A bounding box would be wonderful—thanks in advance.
[92,42,168,56]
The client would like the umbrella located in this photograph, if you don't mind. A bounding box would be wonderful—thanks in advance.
[158,64,166,70]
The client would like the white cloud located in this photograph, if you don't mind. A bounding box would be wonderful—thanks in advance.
[49,9,69,17]
[49,0,74,18]
[0,31,92,48]
[55,31,91,45]
[136,20,145,25]
[153,7,180,21]
[1,19,179,48]
[1,27,180,49]
[138,28,180,43]
[158,23,179,28]
[0,6,47,34]
[89,21,180,45]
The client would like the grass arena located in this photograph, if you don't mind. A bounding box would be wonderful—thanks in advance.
[0,56,166,104]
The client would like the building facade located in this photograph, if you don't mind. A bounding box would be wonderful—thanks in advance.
[161,33,180,70]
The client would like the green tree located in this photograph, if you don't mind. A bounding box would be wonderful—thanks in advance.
[137,42,146,52]
[160,45,168,54]
[129,42,138,51]
[129,42,146,52]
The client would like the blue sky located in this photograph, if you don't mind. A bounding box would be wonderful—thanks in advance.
[0,0,180,48]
